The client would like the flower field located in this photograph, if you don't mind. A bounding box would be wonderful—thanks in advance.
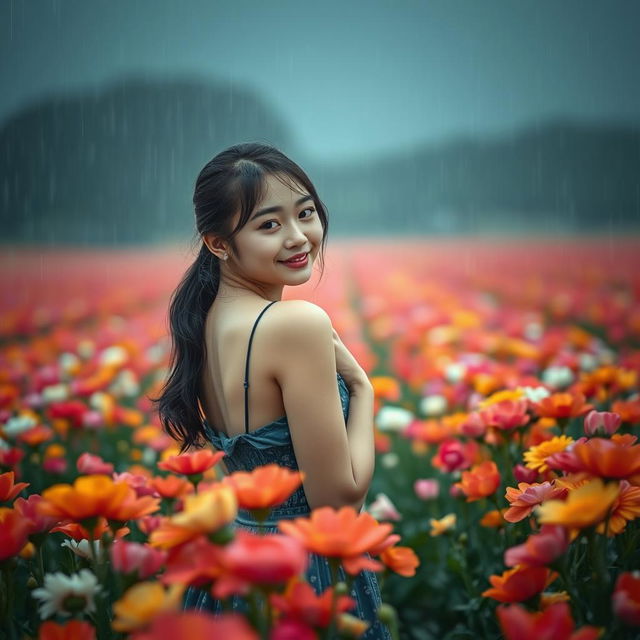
[1,236,639,639]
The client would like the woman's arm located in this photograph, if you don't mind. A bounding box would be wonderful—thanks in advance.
[269,300,376,511]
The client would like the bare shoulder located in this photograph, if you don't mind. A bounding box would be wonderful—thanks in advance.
[266,300,333,345]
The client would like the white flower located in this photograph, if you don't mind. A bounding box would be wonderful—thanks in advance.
[523,322,543,341]
[41,383,70,403]
[519,386,551,404]
[419,394,448,417]
[89,391,112,413]
[380,452,399,469]
[60,539,101,560]
[375,406,414,433]
[2,413,38,438]
[58,352,81,379]
[367,492,402,521]
[444,362,466,384]
[578,352,598,372]
[31,569,101,619]
[109,369,140,398]
[98,345,128,368]
[541,365,574,389]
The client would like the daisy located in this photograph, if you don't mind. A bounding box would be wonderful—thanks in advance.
[31,569,101,619]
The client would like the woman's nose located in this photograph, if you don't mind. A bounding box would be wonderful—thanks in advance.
[284,223,307,247]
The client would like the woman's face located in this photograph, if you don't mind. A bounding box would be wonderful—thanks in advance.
[224,172,324,290]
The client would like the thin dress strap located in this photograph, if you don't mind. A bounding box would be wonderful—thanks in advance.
[244,300,278,433]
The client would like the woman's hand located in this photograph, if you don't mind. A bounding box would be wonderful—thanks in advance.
[332,329,371,391]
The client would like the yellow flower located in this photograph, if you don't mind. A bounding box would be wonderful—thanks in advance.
[536,478,620,529]
[429,513,456,537]
[524,436,574,473]
[149,484,237,549]
[478,389,525,409]
[112,582,185,632]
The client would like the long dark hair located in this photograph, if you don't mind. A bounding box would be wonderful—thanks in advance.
[150,143,329,452]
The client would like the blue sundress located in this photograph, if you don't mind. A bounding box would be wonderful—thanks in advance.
[182,300,391,639]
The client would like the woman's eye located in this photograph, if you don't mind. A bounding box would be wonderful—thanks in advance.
[259,208,315,230]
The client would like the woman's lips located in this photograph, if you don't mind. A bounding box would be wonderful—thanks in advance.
[279,253,309,268]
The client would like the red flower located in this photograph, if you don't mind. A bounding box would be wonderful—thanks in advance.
[213,530,309,598]
[0,507,30,561]
[157,450,225,476]
[482,566,555,603]
[38,620,96,640]
[497,602,600,639]
[131,611,258,640]
[0,471,29,502]
[269,578,356,628]
[612,572,640,627]
[504,525,569,568]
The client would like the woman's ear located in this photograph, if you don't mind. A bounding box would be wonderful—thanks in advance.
[203,234,228,261]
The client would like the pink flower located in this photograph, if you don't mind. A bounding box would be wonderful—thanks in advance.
[504,482,568,523]
[112,472,156,497]
[513,465,538,484]
[42,457,67,474]
[479,399,530,431]
[367,493,402,521]
[584,410,621,437]
[504,525,569,567]
[414,479,440,500]
[77,453,114,475]
[433,439,477,472]
[459,412,486,438]
[14,495,59,536]
[110,540,167,579]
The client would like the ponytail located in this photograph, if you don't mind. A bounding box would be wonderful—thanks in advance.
[151,244,220,452]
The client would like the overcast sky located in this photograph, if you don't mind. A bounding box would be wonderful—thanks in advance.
[1,0,639,161]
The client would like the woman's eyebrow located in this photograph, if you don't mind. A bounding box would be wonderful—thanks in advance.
[250,194,314,221]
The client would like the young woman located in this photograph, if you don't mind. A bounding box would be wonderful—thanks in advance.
[156,142,390,638]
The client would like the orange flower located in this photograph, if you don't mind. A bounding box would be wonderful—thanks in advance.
[150,475,194,500]
[480,509,508,528]
[482,566,555,602]
[612,399,640,425]
[157,450,225,476]
[0,507,30,561]
[504,482,568,523]
[455,461,501,502]
[532,392,594,419]
[536,478,620,529]
[38,620,96,640]
[269,577,356,628]
[596,480,640,536]
[149,484,237,549]
[523,436,574,473]
[278,506,393,575]
[38,475,159,527]
[571,437,640,480]
[0,471,29,502]
[379,545,420,577]
[221,464,305,510]
[371,376,401,401]
[429,513,456,537]
[131,611,258,640]
[497,602,600,640]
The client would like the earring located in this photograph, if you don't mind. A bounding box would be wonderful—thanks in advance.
[223,253,228,260]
